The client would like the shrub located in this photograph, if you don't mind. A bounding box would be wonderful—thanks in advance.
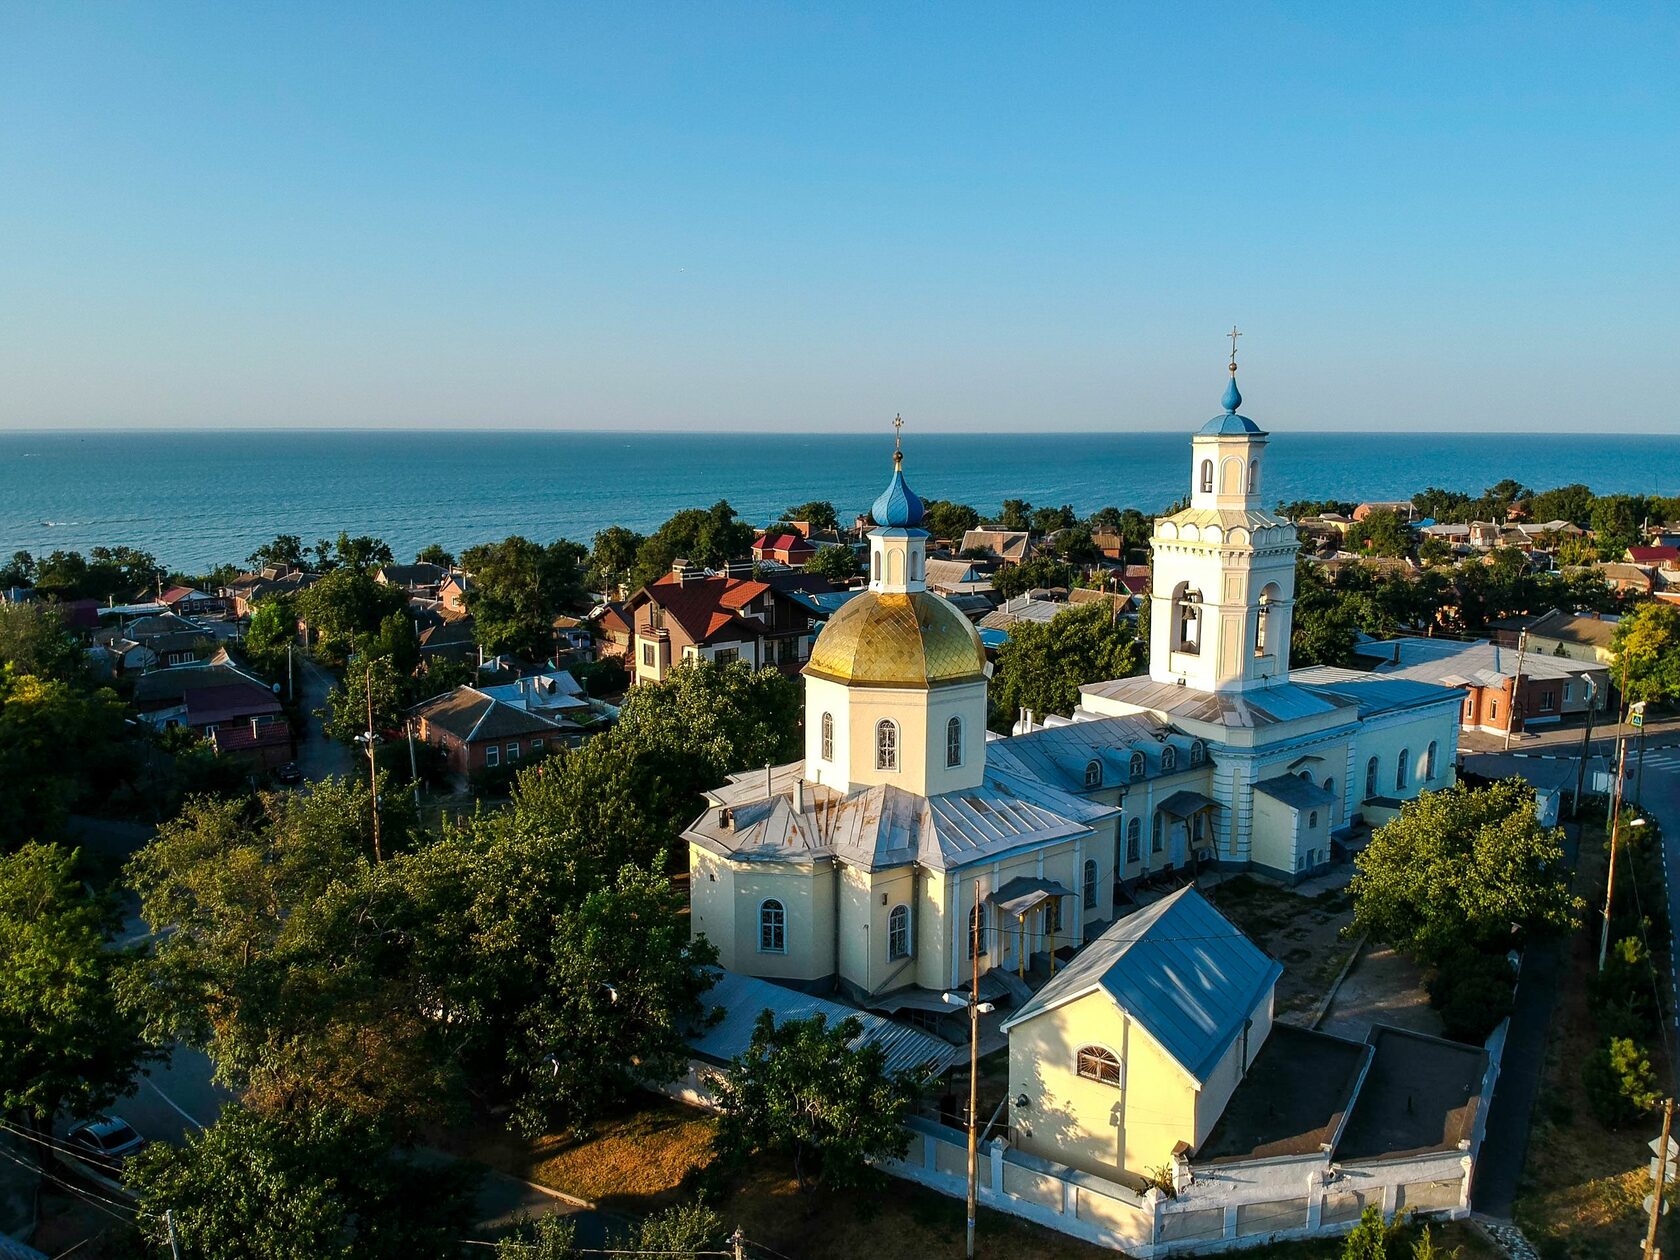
[1592,936,1660,1040]
[1425,946,1515,1043]
[1342,1204,1401,1260]
[1582,1036,1661,1127]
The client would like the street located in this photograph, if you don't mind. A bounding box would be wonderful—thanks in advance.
[290,649,353,781]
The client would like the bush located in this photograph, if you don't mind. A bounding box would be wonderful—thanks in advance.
[1343,1204,1400,1260]
[1582,1036,1661,1127]
[572,655,629,697]
[1424,946,1515,1043]
[1592,936,1661,1040]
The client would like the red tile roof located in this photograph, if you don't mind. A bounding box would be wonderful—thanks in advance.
[1628,546,1680,565]
[636,575,773,644]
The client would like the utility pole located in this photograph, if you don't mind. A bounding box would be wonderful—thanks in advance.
[1608,656,1632,830]
[1573,676,1597,818]
[967,875,982,1260]
[165,1209,182,1260]
[1503,631,1527,751]
[406,719,421,811]
[1600,734,1631,972]
[731,1226,746,1260]
[286,642,294,703]
[1647,1097,1674,1260]
[365,660,382,864]
[1635,701,1650,807]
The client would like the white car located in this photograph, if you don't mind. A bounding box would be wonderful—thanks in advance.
[65,1115,147,1169]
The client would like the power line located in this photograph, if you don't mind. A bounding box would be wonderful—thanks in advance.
[0,1144,135,1227]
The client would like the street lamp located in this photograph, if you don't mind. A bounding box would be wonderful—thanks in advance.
[944,879,996,1260]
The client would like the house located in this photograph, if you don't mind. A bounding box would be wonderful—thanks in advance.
[414,609,477,662]
[1352,501,1415,523]
[752,532,817,567]
[959,529,1033,564]
[1594,562,1655,596]
[219,565,319,618]
[94,612,216,671]
[1495,609,1618,666]
[438,571,474,616]
[410,673,591,775]
[979,596,1065,630]
[924,557,994,597]
[1626,546,1680,567]
[1340,635,1609,735]
[131,654,291,764]
[157,585,224,617]
[590,600,634,663]
[1068,586,1137,617]
[375,562,448,598]
[624,568,820,682]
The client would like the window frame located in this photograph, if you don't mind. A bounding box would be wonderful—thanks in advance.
[485,744,499,768]
[1129,751,1146,780]
[967,903,988,959]
[759,899,787,954]
[820,711,833,762]
[1075,1044,1123,1087]
[1126,817,1142,863]
[1084,759,1101,789]
[875,719,899,772]
[946,715,963,769]
[1395,748,1410,791]
[887,904,912,961]
[1082,858,1099,910]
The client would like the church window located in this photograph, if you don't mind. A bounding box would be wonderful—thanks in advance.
[1323,777,1335,805]
[875,720,899,771]
[1076,1045,1122,1087]
[759,900,786,953]
[820,712,833,761]
[1396,748,1410,791]
[1083,859,1099,910]
[946,716,963,768]
[872,551,881,582]
[1199,460,1214,494]
[888,905,911,960]
[1424,741,1438,781]
[968,903,988,958]
[1247,459,1259,495]
[1309,810,1319,829]
[1084,759,1101,788]
[1160,746,1177,773]
[1151,814,1163,854]
[1189,740,1205,768]
[1126,817,1141,862]
[1365,757,1379,798]
[1174,586,1202,655]
[1129,751,1146,780]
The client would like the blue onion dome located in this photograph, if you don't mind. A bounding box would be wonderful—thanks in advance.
[871,447,926,527]
[1198,370,1264,436]
[1222,373,1242,413]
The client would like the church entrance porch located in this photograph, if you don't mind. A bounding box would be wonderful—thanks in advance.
[989,877,1074,981]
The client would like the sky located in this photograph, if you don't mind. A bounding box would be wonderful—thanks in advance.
[1,2,1676,433]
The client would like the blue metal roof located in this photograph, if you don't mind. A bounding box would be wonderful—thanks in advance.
[1003,886,1282,1083]
[977,626,1010,649]
[871,453,925,528]
[1197,371,1265,436]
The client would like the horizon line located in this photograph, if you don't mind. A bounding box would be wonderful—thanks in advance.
[0,426,1671,439]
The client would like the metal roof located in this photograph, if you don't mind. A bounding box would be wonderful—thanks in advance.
[690,969,961,1078]
[1002,886,1282,1084]
[1252,774,1335,811]
[1080,675,1353,728]
[987,714,1202,794]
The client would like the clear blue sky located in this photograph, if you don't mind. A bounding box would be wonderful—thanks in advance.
[1,2,1675,432]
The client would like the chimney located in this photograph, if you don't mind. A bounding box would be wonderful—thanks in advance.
[250,717,260,738]
[793,778,805,811]
[764,763,774,798]
[1391,643,1400,665]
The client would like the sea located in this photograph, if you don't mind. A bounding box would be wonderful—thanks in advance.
[1,429,1676,574]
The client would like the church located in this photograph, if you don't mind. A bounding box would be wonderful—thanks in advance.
[684,361,1462,1011]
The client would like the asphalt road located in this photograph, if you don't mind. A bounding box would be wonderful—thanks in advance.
[292,651,353,781]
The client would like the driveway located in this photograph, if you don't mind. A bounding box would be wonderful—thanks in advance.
[292,652,352,781]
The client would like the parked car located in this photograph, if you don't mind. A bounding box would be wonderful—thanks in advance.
[65,1115,147,1169]
[275,762,304,785]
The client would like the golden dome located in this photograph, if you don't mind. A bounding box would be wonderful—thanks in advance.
[804,591,987,689]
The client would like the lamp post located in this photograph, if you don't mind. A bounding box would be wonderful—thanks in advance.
[1601,813,1648,972]
[944,876,995,1260]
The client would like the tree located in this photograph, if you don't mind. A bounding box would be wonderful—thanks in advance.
[588,525,646,595]
[331,532,393,573]
[1582,1036,1661,1127]
[1590,495,1641,559]
[804,544,859,583]
[714,1010,924,1192]
[248,534,306,570]
[462,535,589,660]
[989,602,1141,731]
[1348,509,1412,558]
[616,658,801,788]
[0,550,37,589]
[126,1104,474,1260]
[1612,602,1680,704]
[0,601,83,681]
[497,1215,579,1259]
[632,1203,728,1256]
[995,498,1032,531]
[1417,535,1454,567]
[510,865,719,1135]
[1289,558,1359,667]
[1349,779,1581,962]
[1341,1204,1401,1260]
[414,543,454,567]
[1031,504,1077,535]
[1556,536,1599,568]
[243,596,296,676]
[992,555,1074,600]
[1051,525,1101,564]
[1529,483,1595,527]
[923,499,980,544]
[782,500,839,532]
[629,502,756,591]
[321,654,407,746]
[0,668,130,847]
[296,567,408,663]
[0,843,156,1162]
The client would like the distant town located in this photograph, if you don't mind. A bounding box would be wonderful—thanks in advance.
[4,374,1678,1260]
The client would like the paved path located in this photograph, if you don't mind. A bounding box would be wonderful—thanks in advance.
[292,652,352,781]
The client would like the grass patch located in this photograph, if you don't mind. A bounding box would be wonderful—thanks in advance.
[1206,875,1361,1020]
[1514,819,1670,1260]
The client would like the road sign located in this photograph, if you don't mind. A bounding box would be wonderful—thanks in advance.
[1646,1194,1669,1216]
[1652,1157,1679,1185]
[1632,701,1647,730]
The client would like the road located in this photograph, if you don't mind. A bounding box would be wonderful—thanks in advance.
[1462,716,1680,1215]
[291,650,352,780]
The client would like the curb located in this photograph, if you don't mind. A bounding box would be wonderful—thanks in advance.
[1309,932,1368,1029]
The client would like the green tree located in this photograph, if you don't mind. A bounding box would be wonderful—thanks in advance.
[1031,504,1077,535]
[126,1104,474,1260]
[0,842,156,1162]
[1349,508,1412,558]
[990,602,1142,731]
[992,554,1074,600]
[1612,602,1680,704]
[782,500,839,532]
[296,567,408,664]
[1417,535,1453,567]
[243,596,296,676]
[1051,525,1101,564]
[331,532,393,573]
[321,654,406,745]
[1590,495,1642,558]
[1349,779,1581,962]
[0,601,83,681]
[588,525,646,595]
[497,1215,579,1259]
[804,544,859,583]
[510,865,719,1135]
[1289,558,1359,667]
[714,1010,924,1192]
[994,498,1032,531]
[629,502,756,591]
[462,535,589,659]
[0,550,37,588]
[1529,483,1595,526]
[923,499,981,544]
[1582,1036,1661,1127]
[1341,1204,1400,1260]
[616,658,802,789]
[632,1202,728,1256]
[1556,536,1599,568]
[414,543,454,567]
[247,534,306,570]
[0,668,130,847]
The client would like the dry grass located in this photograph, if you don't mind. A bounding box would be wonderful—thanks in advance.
[1205,876,1361,1019]
[1514,821,1670,1260]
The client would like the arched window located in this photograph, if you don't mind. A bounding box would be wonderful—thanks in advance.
[968,903,988,958]
[1309,810,1319,829]
[820,712,833,762]
[1129,751,1146,780]
[1365,757,1379,798]
[1396,748,1410,791]
[1247,459,1259,495]
[1255,591,1270,656]
[1323,777,1335,806]
[1160,746,1177,773]
[946,716,963,768]
[1151,814,1163,853]
[1076,1045,1122,1086]
[759,900,786,953]
[1084,759,1101,789]
[910,551,920,582]
[875,720,899,771]
[1082,859,1099,909]
[1199,459,1214,494]
[1189,740,1205,768]
[1126,817,1141,862]
[871,550,881,582]
[1299,770,1311,782]
[1423,742,1437,782]
[1174,585,1202,655]
[888,905,911,961]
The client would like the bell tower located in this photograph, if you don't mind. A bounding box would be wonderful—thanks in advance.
[1147,339,1299,693]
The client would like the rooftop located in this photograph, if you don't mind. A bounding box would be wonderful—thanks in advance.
[1335,1026,1488,1161]
[1080,675,1355,729]
[1352,635,1604,686]
[1196,1024,1369,1164]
